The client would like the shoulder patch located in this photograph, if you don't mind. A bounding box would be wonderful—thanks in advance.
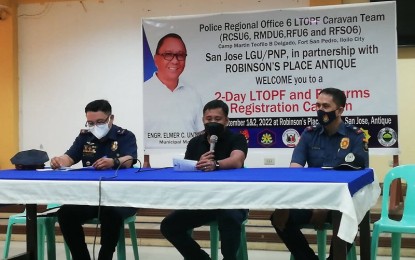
[306,125,318,132]
[80,129,89,134]
[345,124,363,135]
[117,129,126,135]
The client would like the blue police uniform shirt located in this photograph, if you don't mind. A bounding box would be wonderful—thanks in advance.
[65,124,138,168]
[291,122,368,168]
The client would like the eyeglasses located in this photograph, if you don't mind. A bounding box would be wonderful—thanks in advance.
[85,115,111,128]
[157,52,187,61]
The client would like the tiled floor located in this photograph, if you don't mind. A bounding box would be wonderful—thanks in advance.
[1,241,413,260]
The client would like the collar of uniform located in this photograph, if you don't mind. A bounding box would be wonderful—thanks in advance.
[316,124,324,135]
[106,124,120,140]
[317,122,347,136]
[337,122,347,136]
[93,124,119,142]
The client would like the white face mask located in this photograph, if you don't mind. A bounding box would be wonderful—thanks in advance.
[89,122,110,139]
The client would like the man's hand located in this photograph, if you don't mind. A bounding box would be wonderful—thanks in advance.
[196,151,215,171]
[50,157,64,169]
[50,155,73,169]
[92,157,114,170]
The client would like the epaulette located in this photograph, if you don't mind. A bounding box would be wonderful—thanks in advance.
[80,129,89,134]
[117,129,126,135]
[346,124,363,135]
[305,125,318,132]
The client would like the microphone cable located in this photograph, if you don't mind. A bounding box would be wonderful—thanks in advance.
[92,157,141,260]
[136,166,173,172]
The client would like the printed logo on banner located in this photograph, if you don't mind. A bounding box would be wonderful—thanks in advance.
[239,129,250,143]
[282,129,300,147]
[377,127,397,147]
[361,128,371,143]
[258,129,276,147]
[361,128,370,151]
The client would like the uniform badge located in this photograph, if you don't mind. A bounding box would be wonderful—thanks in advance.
[83,144,96,154]
[345,152,355,163]
[340,137,350,149]
[111,141,118,151]
[86,161,91,166]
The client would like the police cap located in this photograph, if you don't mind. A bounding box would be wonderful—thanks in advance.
[10,149,49,170]
[334,152,365,171]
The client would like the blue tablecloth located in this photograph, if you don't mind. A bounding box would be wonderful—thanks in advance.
[0,167,373,196]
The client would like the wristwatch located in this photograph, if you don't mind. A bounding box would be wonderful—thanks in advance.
[113,157,120,168]
[214,160,220,170]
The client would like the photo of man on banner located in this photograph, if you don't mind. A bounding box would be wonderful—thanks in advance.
[143,33,204,150]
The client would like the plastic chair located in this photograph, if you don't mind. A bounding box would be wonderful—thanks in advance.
[371,164,415,260]
[289,223,357,260]
[2,204,61,260]
[188,219,248,260]
[63,214,139,260]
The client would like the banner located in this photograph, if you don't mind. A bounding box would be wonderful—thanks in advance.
[143,2,398,154]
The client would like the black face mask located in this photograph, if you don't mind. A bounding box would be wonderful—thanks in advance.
[317,109,337,126]
[204,122,225,136]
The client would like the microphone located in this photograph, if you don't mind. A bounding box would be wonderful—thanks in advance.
[209,135,218,152]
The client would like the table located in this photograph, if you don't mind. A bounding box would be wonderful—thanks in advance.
[0,167,380,260]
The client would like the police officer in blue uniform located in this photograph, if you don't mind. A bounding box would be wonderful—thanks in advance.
[270,88,368,260]
[50,99,137,260]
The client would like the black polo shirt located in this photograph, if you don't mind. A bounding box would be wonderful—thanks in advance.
[184,128,248,161]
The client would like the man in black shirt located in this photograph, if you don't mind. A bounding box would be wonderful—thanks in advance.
[160,99,248,260]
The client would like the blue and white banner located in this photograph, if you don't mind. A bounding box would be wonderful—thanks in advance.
[143,2,398,154]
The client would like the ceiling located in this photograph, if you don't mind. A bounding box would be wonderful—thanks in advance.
[17,0,93,4]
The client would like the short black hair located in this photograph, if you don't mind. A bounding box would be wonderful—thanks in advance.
[155,33,187,54]
[85,99,112,114]
[319,88,346,108]
[203,100,229,117]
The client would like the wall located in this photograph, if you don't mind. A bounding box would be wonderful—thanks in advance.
[15,0,415,178]
[16,0,308,169]
[0,0,18,169]
[342,0,415,178]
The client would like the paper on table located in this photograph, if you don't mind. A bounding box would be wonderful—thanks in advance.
[35,168,54,171]
[173,158,199,171]
[36,166,95,171]
[59,166,96,171]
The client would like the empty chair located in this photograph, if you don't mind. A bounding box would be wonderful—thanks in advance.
[371,164,415,260]
[2,204,61,260]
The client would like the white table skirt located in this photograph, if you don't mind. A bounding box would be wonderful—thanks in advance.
[0,176,380,243]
